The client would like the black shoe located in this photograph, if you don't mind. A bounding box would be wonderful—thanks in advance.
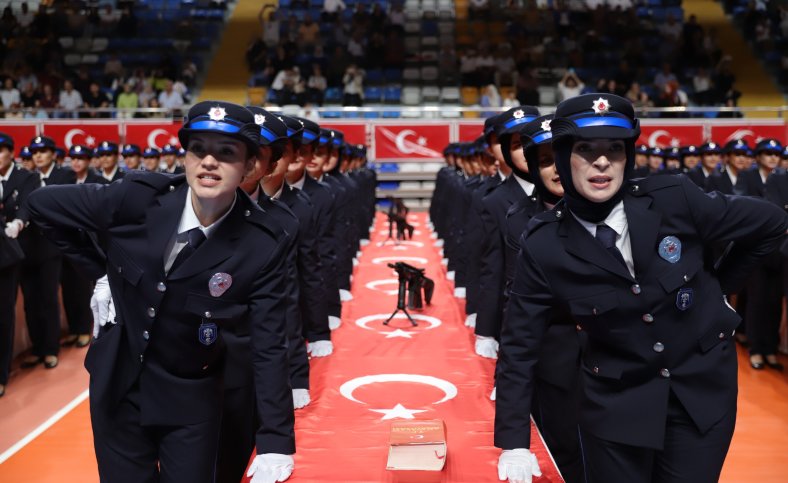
[20,356,43,368]
[765,357,784,371]
[43,356,58,369]
[750,355,765,370]
[75,335,91,348]
[61,335,79,347]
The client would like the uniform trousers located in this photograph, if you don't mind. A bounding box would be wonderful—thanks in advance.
[746,253,784,356]
[93,383,220,483]
[19,257,61,357]
[216,384,257,483]
[579,391,735,483]
[0,265,19,384]
[531,377,585,483]
[61,258,94,336]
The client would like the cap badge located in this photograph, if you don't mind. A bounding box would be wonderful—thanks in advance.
[513,109,524,119]
[540,120,552,131]
[592,97,610,114]
[658,236,681,264]
[208,107,227,121]
[254,114,265,125]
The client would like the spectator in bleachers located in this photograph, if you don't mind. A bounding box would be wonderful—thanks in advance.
[347,30,366,64]
[659,13,683,42]
[271,65,301,105]
[693,67,714,105]
[307,64,327,105]
[115,83,138,118]
[16,3,34,31]
[104,54,124,81]
[387,3,405,33]
[83,82,110,118]
[342,64,364,106]
[58,80,83,119]
[480,84,501,117]
[38,83,57,113]
[0,78,21,112]
[557,69,584,101]
[713,56,736,104]
[327,45,351,86]
[138,84,156,109]
[475,44,496,86]
[656,80,689,115]
[157,79,185,113]
[298,14,321,52]
[20,82,39,109]
[259,7,280,47]
[625,81,653,109]
[98,4,120,32]
[322,0,347,23]
[460,49,479,86]
[502,89,519,107]
[369,3,387,32]
[653,62,677,93]
[142,97,162,118]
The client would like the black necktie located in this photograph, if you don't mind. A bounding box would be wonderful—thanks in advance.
[169,228,206,274]
[596,224,628,270]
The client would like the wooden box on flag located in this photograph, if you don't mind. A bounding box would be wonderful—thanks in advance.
[386,419,447,472]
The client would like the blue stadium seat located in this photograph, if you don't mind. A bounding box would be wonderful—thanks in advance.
[366,69,384,85]
[364,87,383,102]
[382,111,401,118]
[321,111,342,118]
[383,86,402,103]
[324,87,343,104]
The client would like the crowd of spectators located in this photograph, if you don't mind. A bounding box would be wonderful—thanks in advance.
[726,1,788,92]
[0,1,203,118]
[248,2,408,106]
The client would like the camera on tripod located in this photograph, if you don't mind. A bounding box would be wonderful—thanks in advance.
[388,262,435,313]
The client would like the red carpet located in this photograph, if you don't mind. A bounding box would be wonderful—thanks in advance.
[248,212,562,482]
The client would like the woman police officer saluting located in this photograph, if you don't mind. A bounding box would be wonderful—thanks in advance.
[494,93,787,483]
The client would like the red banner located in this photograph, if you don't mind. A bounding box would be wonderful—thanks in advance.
[42,123,120,149]
[319,122,366,145]
[125,122,182,149]
[373,124,450,160]
[710,124,787,146]
[0,124,37,157]
[458,122,484,142]
[637,124,705,148]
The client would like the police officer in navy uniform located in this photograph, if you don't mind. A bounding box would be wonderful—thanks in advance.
[474,106,540,359]
[60,145,107,348]
[706,139,750,195]
[0,132,38,397]
[27,102,297,483]
[141,147,161,172]
[121,144,142,171]
[160,143,183,174]
[18,135,76,370]
[495,93,788,483]
[95,141,125,183]
[19,146,34,172]
[686,141,721,190]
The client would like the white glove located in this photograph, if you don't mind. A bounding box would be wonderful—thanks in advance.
[352,258,359,268]
[441,258,448,267]
[339,289,353,302]
[90,275,116,338]
[4,219,23,239]
[465,313,477,328]
[292,388,311,409]
[497,448,542,483]
[454,287,466,298]
[247,453,295,483]
[490,386,497,401]
[356,250,362,258]
[328,315,341,330]
[447,271,455,281]
[360,239,370,246]
[475,335,499,359]
[307,340,333,357]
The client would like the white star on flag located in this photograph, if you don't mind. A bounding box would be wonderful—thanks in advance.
[85,136,96,147]
[592,97,610,115]
[209,107,227,121]
[370,403,427,421]
[169,136,179,145]
[384,329,414,338]
[418,136,427,146]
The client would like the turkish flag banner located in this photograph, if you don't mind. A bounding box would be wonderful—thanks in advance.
[458,122,484,142]
[0,124,38,157]
[320,122,367,146]
[125,122,183,149]
[637,124,705,148]
[42,123,120,149]
[710,123,787,146]
[373,124,451,160]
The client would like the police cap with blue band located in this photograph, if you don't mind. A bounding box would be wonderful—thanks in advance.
[755,138,783,155]
[329,130,344,149]
[19,146,31,160]
[496,106,541,138]
[122,144,141,156]
[179,101,261,157]
[550,94,640,142]
[295,117,320,145]
[55,147,65,159]
[523,114,561,205]
[96,141,118,155]
[317,128,333,147]
[699,142,722,155]
[29,136,56,151]
[681,145,699,157]
[724,139,749,154]
[636,145,650,156]
[143,147,161,158]
[666,147,682,160]
[246,106,288,162]
[69,145,92,159]
[483,112,504,141]
[0,132,13,150]
[650,147,666,158]
[278,114,305,143]
[161,144,179,155]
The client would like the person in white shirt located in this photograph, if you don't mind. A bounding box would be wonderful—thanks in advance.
[557,70,585,101]
[58,80,83,118]
[342,64,364,106]
[0,78,21,111]
[157,80,185,111]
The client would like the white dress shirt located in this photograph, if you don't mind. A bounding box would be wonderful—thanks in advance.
[163,187,236,274]
[512,174,535,197]
[288,173,306,190]
[725,168,737,188]
[38,163,55,187]
[0,164,14,198]
[573,200,636,278]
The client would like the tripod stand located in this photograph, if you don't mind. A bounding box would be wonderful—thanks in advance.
[383,275,418,326]
[378,212,400,247]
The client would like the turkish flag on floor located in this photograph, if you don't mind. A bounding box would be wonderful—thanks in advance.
[246,213,562,482]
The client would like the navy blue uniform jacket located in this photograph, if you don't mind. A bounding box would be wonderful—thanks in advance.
[26,172,296,454]
[495,175,787,451]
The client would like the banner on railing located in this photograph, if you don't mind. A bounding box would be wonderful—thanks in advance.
[373,124,451,160]
[125,122,183,149]
[42,123,120,150]
[319,122,367,146]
